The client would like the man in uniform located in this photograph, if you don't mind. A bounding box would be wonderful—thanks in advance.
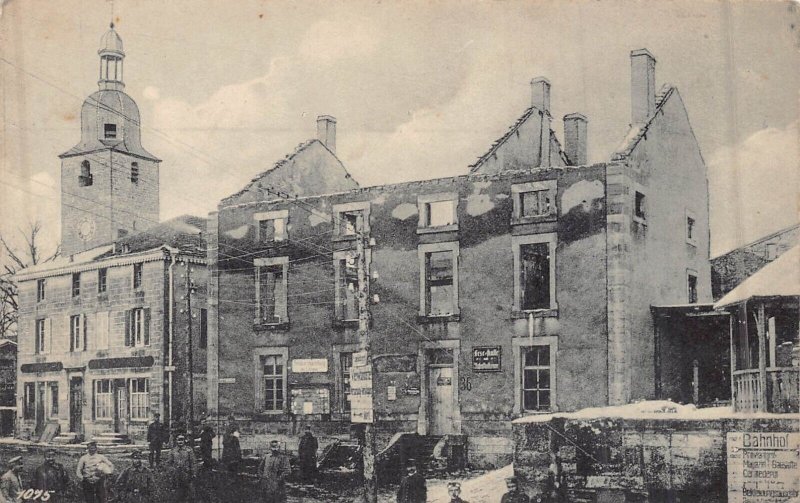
[500,476,530,503]
[167,435,196,502]
[115,452,153,503]
[0,456,24,503]
[147,413,164,467]
[297,425,318,482]
[446,481,469,503]
[76,441,114,503]
[396,462,426,503]
[33,450,70,502]
[258,440,291,503]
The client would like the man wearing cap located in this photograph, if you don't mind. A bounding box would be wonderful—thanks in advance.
[397,462,426,503]
[147,413,164,467]
[76,441,114,503]
[258,440,291,503]
[167,435,196,502]
[33,450,70,502]
[500,476,530,503]
[115,452,153,503]
[0,456,24,503]
[446,481,469,503]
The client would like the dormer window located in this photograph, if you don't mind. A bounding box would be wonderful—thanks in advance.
[131,162,139,184]
[79,160,93,187]
[104,123,117,139]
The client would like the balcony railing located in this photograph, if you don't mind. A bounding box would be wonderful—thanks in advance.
[733,367,799,413]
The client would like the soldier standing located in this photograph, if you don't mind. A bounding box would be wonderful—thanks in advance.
[167,435,196,503]
[33,450,70,502]
[76,441,114,503]
[0,456,24,503]
[446,481,469,503]
[297,425,318,482]
[500,476,530,503]
[396,463,427,503]
[114,452,153,503]
[258,440,291,503]
[147,413,163,467]
[221,426,242,473]
[199,425,215,469]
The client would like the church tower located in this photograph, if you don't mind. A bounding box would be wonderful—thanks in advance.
[59,24,161,256]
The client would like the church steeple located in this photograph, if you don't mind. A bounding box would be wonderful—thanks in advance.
[98,22,125,91]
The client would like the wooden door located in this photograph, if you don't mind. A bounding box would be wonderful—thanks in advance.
[428,367,455,435]
[35,382,46,435]
[114,380,129,434]
[69,377,83,433]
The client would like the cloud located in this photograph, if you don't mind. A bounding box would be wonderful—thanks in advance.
[298,18,381,64]
[142,86,160,100]
[708,121,799,257]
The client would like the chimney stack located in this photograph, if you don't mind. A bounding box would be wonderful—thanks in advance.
[630,49,656,125]
[563,113,588,166]
[530,77,551,113]
[316,115,337,153]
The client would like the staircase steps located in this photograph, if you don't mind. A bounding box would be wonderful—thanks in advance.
[90,432,132,445]
[52,432,81,444]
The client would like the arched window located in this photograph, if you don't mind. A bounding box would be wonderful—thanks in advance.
[131,162,139,184]
[79,160,93,187]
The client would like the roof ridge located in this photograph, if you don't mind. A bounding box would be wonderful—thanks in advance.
[469,107,540,172]
[611,85,676,161]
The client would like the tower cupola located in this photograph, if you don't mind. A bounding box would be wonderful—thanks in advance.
[98,22,125,91]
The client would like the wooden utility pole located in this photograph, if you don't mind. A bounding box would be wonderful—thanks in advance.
[356,215,377,503]
[186,265,195,429]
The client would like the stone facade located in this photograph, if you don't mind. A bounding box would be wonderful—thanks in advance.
[0,340,16,436]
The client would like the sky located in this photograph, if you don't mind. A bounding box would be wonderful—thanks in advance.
[1,0,798,258]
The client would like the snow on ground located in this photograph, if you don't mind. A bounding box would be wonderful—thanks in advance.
[513,400,800,423]
[427,464,514,503]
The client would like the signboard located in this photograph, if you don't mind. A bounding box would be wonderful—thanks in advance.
[290,388,330,415]
[350,362,373,423]
[291,358,328,373]
[727,431,800,503]
[218,377,236,384]
[472,346,502,372]
[353,351,369,368]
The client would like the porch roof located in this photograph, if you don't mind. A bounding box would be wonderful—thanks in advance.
[715,245,800,309]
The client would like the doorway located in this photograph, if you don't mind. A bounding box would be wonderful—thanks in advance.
[114,379,129,434]
[35,382,45,436]
[426,348,456,435]
[69,377,83,434]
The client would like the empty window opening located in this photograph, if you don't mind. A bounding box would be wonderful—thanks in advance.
[688,274,698,304]
[424,200,455,227]
[520,243,550,310]
[336,256,360,321]
[104,123,117,139]
[635,191,646,220]
[79,161,93,187]
[425,251,454,316]
[258,264,287,324]
[520,190,551,217]
[131,162,139,184]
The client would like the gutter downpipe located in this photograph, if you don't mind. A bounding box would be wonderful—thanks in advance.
[168,251,177,433]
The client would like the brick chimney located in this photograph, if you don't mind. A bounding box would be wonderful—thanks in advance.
[630,49,656,125]
[316,115,337,153]
[531,77,552,166]
[563,113,588,166]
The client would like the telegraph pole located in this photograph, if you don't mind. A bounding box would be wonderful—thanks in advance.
[185,265,195,431]
[356,215,377,503]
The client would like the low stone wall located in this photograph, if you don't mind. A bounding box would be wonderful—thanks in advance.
[512,409,799,502]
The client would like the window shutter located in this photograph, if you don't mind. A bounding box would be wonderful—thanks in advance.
[69,316,74,352]
[47,318,53,354]
[83,314,88,351]
[143,308,151,346]
[124,310,132,347]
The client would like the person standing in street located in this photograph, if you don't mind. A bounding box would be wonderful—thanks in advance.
[199,424,215,469]
[447,481,469,503]
[33,450,70,502]
[397,462,427,503]
[258,440,291,503]
[500,476,530,503]
[297,425,318,482]
[0,456,24,503]
[114,452,153,503]
[221,426,242,473]
[147,413,164,467]
[76,441,114,503]
[167,435,197,503]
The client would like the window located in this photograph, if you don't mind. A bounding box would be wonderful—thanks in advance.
[79,160,93,187]
[513,234,557,313]
[333,202,370,238]
[70,314,86,352]
[254,210,288,243]
[72,273,81,297]
[634,191,646,221]
[104,123,117,139]
[37,279,46,303]
[131,162,139,184]
[94,380,113,420]
[513,181,557,220]
[254,257,288,325]
[125,308,150,347]
[688,272,698,304]
[766,243,778,261]
[129,378,149,420]
[24,383,35,420]
[418,242,459,318]
[522,346,551,411]
[199,308,208,349]
[418,194,457,230]
[335,252,360,322]
[98,268,108,294]
[262,355,285,412]
[685,209,698,246]
[48,383,58,417]
[340,353,353,413]
[35,319,47,354]
[133,263,143,290]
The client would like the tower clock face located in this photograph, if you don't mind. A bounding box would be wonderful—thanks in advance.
[77,217,96,242]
